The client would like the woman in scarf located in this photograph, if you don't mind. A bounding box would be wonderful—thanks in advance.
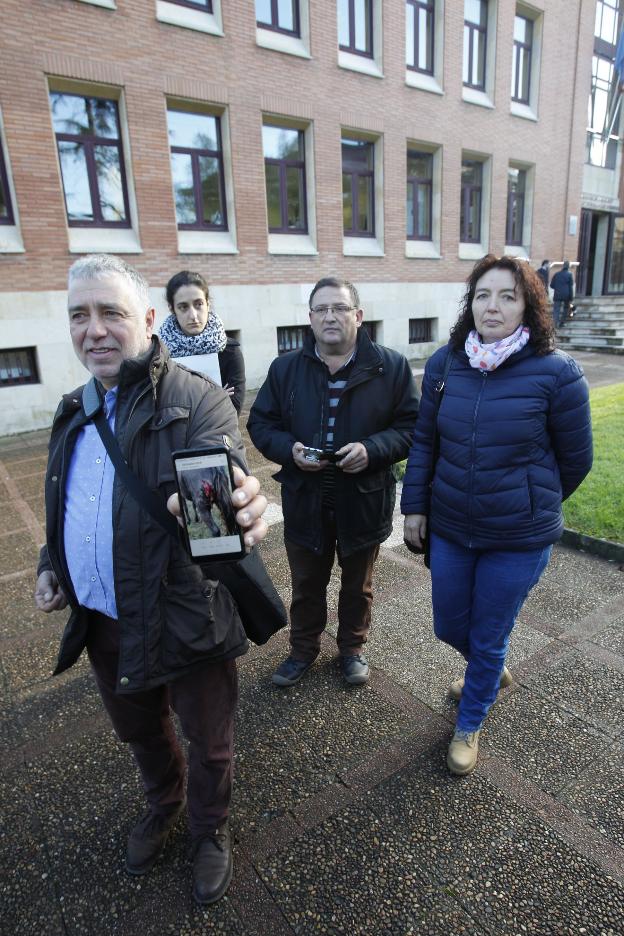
[402,254,593,776]
[161,271,246,415]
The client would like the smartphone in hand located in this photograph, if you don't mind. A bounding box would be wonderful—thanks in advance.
[172,447,245,561]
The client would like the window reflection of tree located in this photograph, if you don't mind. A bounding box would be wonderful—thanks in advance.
[51,93,127,224]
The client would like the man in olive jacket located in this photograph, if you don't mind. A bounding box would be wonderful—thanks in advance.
[248,277,418,688]
[34,255,267,906]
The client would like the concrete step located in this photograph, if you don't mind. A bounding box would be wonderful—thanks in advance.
[560,326,624,336]
[557,334,624,350]
[571,312,624,320]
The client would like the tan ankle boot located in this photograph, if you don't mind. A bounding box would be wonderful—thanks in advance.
[447,729,480,775]
[448,665,513,702]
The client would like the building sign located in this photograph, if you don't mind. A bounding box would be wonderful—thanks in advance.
[581,192,620,211]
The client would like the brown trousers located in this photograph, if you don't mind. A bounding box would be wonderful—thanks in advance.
[285,510,380,662]
[86,612,238,839]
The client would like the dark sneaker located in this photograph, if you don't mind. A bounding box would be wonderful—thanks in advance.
[192,822,233,905]
[340,653,370,685]
[126,801,185,875]
[272,656,313,687]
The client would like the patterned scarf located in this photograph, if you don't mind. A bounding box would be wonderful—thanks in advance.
[465,325,530,372]
[159,312,227,357]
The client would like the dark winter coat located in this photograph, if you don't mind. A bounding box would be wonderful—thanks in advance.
[247,328,419,557]
[218,337,246,415]
[38,338,248,692]
[550,269,574,301]
[400,342,592,550]
[536,267,549,292]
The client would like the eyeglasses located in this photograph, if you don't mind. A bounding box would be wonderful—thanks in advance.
[310,304,356,317]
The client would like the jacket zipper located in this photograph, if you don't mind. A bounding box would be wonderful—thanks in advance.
[468,371,488,548]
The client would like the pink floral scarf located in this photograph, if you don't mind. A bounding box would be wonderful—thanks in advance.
[465,325,530,372]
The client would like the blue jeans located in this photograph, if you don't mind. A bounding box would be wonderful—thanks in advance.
[553,299,569,326]
[430,533,552,732]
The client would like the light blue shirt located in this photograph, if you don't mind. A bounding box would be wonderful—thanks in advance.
[64,386,118,618]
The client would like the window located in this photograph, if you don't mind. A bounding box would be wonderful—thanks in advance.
[409,318,435,343]
[342,137,374,237]
[338,0,373,57]
[168,0,212,8]
[156,0,223,35]
[0,141,14,227]
[506,167,526,246]
[460,159,482,243]
[463,0,488,90]
[167,108,227,230]
[263,125,307,233]
[0,348,39,387]
[586,0,620,168]
[406,150,432,240]
[406,0,434,74]
[511,14,532,103]
[256,0,299,34]
[50,92,130,227]
[277,325,307,354]
[361,321,378,342]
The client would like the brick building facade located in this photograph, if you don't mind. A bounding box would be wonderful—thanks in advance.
[0,0,608,433]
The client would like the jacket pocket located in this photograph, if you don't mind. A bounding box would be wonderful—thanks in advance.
[354,468,394,493]
[159,577,232,668]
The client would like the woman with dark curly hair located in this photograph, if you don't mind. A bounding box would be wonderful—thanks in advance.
[401,254,593,776]
[160,270,246,415]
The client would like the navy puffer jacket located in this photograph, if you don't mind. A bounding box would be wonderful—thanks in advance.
[400,342,593,550]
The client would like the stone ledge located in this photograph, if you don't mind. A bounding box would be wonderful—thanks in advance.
[561,527,624,563]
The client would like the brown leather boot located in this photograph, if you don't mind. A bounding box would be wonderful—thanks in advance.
[192,821,233,905]
[126,801,185,875]
[448,665,513,702]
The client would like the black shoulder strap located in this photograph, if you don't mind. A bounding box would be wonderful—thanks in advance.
[430,349,454,474]
[83,379,180,540]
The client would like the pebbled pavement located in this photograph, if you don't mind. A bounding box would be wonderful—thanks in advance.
[1,353,624,935]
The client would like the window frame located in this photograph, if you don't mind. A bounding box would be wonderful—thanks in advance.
[406,149,433,241]
[339,0,374,59]
[277,325,308,355]
[263,124,308,235]
[463,0,488,91]
[0,138,14,227]
[0,347,40,388]
[341,137,375,238]
[50,91,132,229]
[511,14,533,104]
[166,0,213,9]
[167,107,228,232]
[460,159,483,244]
[505,167,526,246]
[409,318,435,343]
[256,0,300,36]
[406,0,435,76]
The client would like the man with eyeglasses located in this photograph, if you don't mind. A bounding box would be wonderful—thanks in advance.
[248,276,418,687]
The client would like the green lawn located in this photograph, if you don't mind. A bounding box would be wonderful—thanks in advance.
[563,381,624,544]
[395,381,624,544]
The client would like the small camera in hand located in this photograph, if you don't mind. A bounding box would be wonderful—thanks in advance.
[301,447,339,463]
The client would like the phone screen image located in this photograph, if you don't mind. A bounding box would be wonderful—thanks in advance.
[173,450,244,559]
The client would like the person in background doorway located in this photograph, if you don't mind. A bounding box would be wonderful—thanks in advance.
[550,260,575,328]
[161,270,246,415]
[536,259,550,294]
